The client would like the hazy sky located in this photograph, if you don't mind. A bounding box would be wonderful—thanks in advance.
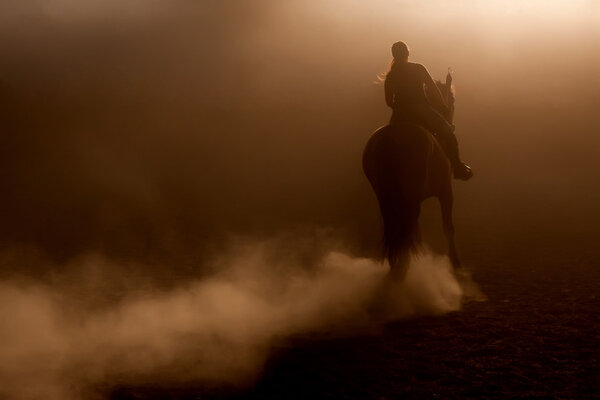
[1,0,599,263]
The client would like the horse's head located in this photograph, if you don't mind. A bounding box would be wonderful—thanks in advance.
[432,71,455,124]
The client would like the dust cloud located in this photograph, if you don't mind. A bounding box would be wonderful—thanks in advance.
[0,240,468,400]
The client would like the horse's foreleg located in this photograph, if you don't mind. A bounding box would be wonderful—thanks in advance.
[439,190,460,269]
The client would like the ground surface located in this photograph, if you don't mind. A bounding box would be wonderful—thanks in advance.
[109,241,600,399]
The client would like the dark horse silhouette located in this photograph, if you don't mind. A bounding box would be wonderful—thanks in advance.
[363,72,460,279]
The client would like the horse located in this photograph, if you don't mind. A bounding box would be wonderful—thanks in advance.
[362,72,460,279]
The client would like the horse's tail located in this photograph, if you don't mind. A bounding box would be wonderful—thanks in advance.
[378,180,421,268]
[378,141,423,268]
[363,125,428,268]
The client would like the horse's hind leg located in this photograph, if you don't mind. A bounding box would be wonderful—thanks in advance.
[389,251,411,281]
[439,189,460,269]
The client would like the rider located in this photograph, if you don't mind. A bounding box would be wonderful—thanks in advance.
[384,41,472,180]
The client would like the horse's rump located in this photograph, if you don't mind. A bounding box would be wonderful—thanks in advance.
[363,123,431,195]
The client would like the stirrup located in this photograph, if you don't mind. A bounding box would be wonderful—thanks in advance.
[453,163,473,181]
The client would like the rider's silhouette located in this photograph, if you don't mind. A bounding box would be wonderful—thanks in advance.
[384,41,472,180]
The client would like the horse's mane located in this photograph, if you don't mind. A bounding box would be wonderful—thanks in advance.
[424,78,455,121]
[434,79,455,103]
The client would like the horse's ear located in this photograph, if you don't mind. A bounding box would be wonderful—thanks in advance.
[446,68,453,87]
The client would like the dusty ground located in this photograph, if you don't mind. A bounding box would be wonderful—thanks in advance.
[108,239,600,399]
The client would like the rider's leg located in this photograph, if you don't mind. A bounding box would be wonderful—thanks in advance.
[443,133,473,180]
[412,104,473,180]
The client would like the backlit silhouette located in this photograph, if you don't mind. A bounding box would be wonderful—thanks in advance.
[363,43,467,278]
[385,41,471,180]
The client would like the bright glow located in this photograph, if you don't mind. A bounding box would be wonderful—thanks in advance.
[464,0,588,16]
[316,0,594,20]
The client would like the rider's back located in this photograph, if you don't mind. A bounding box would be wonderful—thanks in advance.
[385,62,428,108]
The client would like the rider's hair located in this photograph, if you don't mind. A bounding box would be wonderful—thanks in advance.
[386,41,409,78]
[377,41,409,83]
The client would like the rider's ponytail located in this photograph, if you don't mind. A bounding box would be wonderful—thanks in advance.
[377,41,409,83]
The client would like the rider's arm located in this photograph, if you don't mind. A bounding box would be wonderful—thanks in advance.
[420,64,448,111]
[384,74,394,108]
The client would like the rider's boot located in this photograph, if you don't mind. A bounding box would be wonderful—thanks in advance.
[440,128,473,181]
